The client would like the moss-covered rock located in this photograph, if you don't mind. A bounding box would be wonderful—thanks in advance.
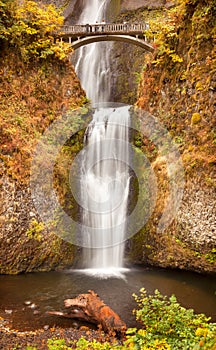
[133,0,216,273]
[0,1,86,274]
[110,8,164,104]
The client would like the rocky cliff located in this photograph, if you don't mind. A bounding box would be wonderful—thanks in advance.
[132,0,216,273]
[1,0,215,275]
[0,1,86,274]
[121,0,166,11]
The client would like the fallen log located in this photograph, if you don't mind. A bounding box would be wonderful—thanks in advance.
[48,290,126,336]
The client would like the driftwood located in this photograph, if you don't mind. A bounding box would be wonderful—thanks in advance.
[48,290,126,336]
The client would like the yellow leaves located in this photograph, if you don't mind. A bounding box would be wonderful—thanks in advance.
[169,53,183,63]
[26,219,45,241]
[1,0,69,62]
[15,0,64,33]
[1,28,10,37]
[195,81,203,91]
[191,113,201,125]
[138,329,146,336]
[4,125,17,136]
[146,15,184,65]
[25,26,38,35]
[51,43,73,60]
[151,339,171,349]
[195,327,209,337]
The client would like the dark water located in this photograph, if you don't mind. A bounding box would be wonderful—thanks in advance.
[0,267,215,331]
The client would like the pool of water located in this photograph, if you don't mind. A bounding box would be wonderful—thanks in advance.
[0,267,215,331]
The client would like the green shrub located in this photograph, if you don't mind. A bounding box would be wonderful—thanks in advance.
[73,338,119,349]
[26,289,216,349]
[47,339,72,350]
[129,288,216,349]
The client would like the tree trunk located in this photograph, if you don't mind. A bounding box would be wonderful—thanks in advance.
[48,290,126,336]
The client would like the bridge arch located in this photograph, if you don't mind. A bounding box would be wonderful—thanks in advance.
[71,35,154,52]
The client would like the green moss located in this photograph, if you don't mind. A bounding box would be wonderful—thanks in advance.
[205,249,216,264]
[26,219,45,241]
[193,251,202,258]
[129,226,151,262]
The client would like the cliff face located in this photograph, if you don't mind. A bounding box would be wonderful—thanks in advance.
[0,1,86,274]
[120,0,166,11]
[0,59,85,274]
[1,0,215,275]
[110,7,164,104]
[63,0,166,19]
[132,0,216,272]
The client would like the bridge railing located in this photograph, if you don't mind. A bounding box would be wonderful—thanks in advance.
[58,23,149,36]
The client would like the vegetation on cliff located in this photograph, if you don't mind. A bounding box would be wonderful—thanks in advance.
[131,0,216,272]
[0,0,86,182]
[0,0,86,274]
[110,8,164,104]
[138,0,215,174]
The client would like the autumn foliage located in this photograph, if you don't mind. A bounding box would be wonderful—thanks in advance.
[137,0,216,174]
[0,0,72,61]
[0,0,85,183]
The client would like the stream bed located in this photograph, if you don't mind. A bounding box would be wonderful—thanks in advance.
[0,267,215,331]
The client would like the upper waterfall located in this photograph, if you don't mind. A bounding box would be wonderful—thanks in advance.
[74,0,112,103]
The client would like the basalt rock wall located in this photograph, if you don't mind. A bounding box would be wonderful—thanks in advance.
[0,3,86,273]
[131,0,216,273]
[120,0,166,11]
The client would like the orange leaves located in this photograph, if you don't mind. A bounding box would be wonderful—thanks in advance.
[0,1,86,184]
[0,53,85,184]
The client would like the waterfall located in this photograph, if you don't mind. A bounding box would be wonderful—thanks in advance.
[74,0,112,103]
[73,1,131,276]
[80,105,130,275]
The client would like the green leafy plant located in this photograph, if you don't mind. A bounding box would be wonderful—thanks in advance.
[129,288,216,349]
[47,339,72,350]
[45,289,216,349]
[205,248,216,264]
[73,338,116,350]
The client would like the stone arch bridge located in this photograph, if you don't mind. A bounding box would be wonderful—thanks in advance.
[56,23,154,52]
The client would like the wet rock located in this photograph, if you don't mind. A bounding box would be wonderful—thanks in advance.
[177,182,216,250]
[27,303,38,309]
[0,170,75,274]
[33,310,40,315]
[121,0,166,12]
[5,310,13,314]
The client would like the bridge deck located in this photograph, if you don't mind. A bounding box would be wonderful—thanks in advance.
[57,23,148,38]
[55,23,154,51]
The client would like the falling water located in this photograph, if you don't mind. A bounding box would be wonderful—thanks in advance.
[74,1,131,275]
[80,105,130,275]
[74,0,112,103]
